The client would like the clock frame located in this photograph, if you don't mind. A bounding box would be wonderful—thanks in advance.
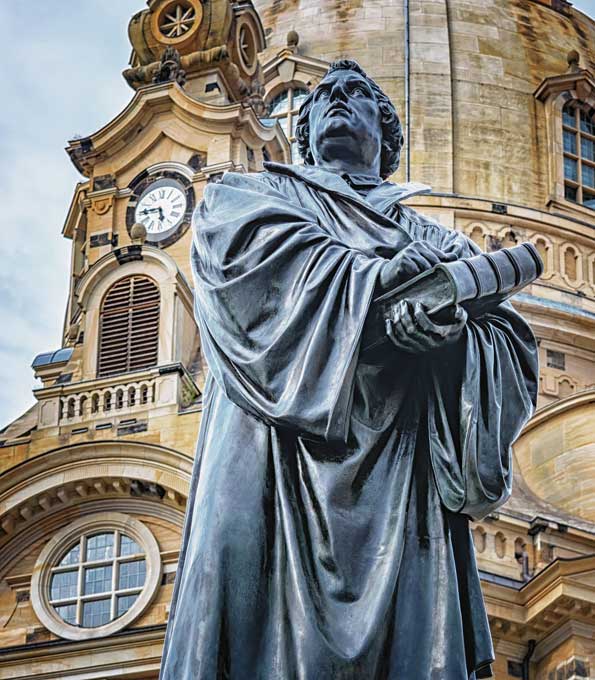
[126,169,195,248]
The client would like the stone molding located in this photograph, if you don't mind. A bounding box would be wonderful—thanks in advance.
[71,246,195,380]
[66,83,288,177]
[483,555,595,643]
[261,45,329,102]
[0,442,192,554]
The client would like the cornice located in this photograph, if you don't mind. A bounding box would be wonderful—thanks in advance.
[522,387,595,435]
[409,193,595,244]
[535,68,595,102]
[66,82,286,176]
[74,244,190,311]
[61,181,90,240]
[532,618,595,662]
[262,49,329,83]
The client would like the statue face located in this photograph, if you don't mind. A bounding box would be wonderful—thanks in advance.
[308,69,383,172]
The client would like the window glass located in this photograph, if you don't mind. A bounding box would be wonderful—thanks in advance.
[266,86,310,165]
[50,571,78,600]
[582,164,595,188]
[84,565,113,595]
[119,559,146,590]
[120,535,142,557]
[580,111,595,136]
[563,103,595,210]
[82,599,111,628]
[48,530,147,628]
[565,184,578,202]
[563,105,576,128]
[268,92,290,117]
[117,594,139,617]
[86,533,114,561]
[564,157,578,181]
[581,137,595,162]
[55,603,77,625]
[564,130,577,154]
[59,544,81,567]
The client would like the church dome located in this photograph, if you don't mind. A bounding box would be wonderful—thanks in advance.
[255,0,595,209]
[254,0,595,519]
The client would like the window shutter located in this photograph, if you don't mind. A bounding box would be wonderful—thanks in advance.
[98,276,160,377]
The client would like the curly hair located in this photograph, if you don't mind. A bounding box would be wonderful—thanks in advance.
[294,59,404,179]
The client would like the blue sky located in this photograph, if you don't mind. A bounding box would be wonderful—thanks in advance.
[1,0,595,429]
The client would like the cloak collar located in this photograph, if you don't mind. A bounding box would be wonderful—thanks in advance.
[262,161,431,214]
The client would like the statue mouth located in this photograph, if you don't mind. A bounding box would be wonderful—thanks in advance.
[327,104,350,117]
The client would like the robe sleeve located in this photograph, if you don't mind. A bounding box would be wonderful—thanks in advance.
[425,237,539,521]
[191,171,383,443]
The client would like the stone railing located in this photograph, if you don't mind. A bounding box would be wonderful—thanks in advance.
[59,378,157,425]
[34,363,200,430]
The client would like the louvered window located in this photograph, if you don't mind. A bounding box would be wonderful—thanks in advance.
[98,276,160,377]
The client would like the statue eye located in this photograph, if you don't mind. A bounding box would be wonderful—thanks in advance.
[318,89,330,99]
[352,87,367,97]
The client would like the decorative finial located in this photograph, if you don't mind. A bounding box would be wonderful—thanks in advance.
[567,50,580,72]
[153,46,187,86]
[131,222,147,245]
[287,30,299,52]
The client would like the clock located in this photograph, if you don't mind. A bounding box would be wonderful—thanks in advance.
[126,170,195,248]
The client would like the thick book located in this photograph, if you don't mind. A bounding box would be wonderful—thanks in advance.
[362,242,543,351]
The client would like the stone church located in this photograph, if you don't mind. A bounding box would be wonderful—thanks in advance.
[1,0,595,678]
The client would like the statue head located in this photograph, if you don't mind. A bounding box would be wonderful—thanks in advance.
[295,59,404,179]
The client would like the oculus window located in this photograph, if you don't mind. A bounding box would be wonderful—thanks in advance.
[31,513,161,640]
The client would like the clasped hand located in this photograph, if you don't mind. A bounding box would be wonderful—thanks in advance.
[379,240,468,354]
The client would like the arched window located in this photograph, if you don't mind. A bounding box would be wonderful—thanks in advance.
[268,86,309,163]
[562,101,595,209]
[98,276,160,377]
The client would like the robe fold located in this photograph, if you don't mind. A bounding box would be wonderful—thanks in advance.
[160,162,538,680]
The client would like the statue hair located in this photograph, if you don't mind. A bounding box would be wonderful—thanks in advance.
[294,59,404,179]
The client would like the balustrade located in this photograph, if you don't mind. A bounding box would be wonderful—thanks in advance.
[59,379,156,424]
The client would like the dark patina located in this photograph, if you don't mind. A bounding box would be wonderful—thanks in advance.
[160,60,538,680]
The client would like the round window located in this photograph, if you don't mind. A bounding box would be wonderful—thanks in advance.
[236,20,257,75]
[31,513,161,641]
[152,0,203,45]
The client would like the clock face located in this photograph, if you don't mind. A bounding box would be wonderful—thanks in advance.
[134,179,187,235]
[126,170,195,248]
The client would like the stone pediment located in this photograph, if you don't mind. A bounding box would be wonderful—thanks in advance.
[535,68,595,104]
[66,82,287,177]
[261,33,329,98]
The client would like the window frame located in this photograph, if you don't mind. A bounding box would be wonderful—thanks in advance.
[534,70,595,217]
[31,513,161,641]
[562,101,595,208]
[267,85,310,163]
[97,275,160,378]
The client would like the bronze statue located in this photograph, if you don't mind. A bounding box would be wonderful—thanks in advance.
[160,59,538,680]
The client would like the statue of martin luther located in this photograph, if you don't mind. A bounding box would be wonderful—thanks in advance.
[160,59,538,680]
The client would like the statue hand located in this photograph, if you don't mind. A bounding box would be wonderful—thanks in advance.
[379,241,458,291]
[385,301,467,353]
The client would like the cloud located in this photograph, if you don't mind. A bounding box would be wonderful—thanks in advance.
[0,0,141,428]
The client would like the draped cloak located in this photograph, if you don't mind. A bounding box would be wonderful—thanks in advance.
[160,162,538,680]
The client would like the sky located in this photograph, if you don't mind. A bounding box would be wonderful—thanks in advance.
[1,0,595,430]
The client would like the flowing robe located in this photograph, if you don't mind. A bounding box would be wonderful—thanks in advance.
[160,162,538,680]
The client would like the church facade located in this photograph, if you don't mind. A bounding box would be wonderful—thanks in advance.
[1,1,595,678]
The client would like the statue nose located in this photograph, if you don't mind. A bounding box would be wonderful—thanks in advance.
[329,84,348,102]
